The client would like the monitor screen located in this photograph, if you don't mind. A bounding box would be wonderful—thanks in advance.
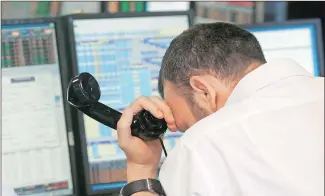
[1,21,74,195]
[70,13,190,193]
[245,20,323,76]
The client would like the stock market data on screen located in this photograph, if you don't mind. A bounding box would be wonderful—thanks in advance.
[1,22,74,195]
[246,21,322,76]
[71,14,189,191]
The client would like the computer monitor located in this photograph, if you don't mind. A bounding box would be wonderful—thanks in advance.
[67,11,192,194]
[243,19,324,76]
[1,18,77,195]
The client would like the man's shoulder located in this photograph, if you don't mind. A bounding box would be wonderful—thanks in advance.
[160,104,251,180]
[1,185,17,196]
[180,102,249,145]
[164,72,325,160]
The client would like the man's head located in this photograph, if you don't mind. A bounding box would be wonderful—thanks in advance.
[158,22,266,131]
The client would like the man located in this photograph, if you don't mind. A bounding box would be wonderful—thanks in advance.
[117,22,324,196]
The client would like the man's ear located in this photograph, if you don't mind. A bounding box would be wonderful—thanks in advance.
[189,76,209,94]
[189,76,217,108]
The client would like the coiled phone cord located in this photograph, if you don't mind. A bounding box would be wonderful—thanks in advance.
[159,138,168,157]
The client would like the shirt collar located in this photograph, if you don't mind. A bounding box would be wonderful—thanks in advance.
[225,58,313,105]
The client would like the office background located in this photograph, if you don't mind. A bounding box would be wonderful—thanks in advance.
[1,1,324,196]
[2,1,287,23]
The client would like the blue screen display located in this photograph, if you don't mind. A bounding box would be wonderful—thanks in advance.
[72,15,189,191]
[246,23,321,76]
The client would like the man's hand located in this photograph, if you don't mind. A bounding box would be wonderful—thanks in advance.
[117,96,177,182]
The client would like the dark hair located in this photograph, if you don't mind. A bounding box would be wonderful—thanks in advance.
[158,22,266,97]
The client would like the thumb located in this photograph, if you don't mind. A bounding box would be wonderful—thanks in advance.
[117,107,134,147]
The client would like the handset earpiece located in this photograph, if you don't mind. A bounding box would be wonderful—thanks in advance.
[67,72,167,141]
[67,72,121,130]
[67,72,100,107]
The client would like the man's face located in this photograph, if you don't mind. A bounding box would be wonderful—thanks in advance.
[163,75,234,131]
[163,81,211,132]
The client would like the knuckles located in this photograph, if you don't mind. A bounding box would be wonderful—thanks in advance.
[151,96,162,101]
[117,140,126,149]
[116,120,126,130]
[135,95,148,103]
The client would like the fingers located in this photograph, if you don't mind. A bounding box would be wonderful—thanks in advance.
[129,96,163,119]
[150,96,178,132]
[117,107,134,148]
[131,96,178,132]
[118,96,178,146]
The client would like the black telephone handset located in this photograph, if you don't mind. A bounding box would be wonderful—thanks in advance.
[66,72,168,141]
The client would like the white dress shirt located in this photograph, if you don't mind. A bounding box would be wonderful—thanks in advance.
[1,184,17,196]
[159,58,324,196]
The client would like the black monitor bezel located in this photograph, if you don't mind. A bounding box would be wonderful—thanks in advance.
[241,18,324,77]
[1,17,79,196]
[66,11,194,195]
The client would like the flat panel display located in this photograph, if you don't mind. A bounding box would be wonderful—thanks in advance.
[69,12,191,193]
[244,20,324,76]
[1,21,74,196]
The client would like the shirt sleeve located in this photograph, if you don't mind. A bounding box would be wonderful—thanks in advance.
[158,142,215,196]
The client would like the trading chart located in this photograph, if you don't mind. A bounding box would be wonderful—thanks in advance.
[75,33,179,141]
[1,23,73,195]
[1,25,56,68]
[72,15,189,188]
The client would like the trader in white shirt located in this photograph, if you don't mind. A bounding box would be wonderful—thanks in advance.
[116,22,324,196]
